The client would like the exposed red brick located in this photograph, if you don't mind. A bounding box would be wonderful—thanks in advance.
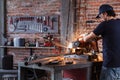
[6,0,120,64]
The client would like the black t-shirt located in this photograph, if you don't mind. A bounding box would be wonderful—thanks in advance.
[93,19,120,67]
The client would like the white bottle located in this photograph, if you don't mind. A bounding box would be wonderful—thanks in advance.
[36,40,39,47]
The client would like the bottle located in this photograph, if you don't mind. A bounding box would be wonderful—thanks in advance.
[36,39,39,47]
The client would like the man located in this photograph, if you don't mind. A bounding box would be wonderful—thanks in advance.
[82,4,120,80]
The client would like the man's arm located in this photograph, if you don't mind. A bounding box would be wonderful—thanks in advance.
[83,32,97,42]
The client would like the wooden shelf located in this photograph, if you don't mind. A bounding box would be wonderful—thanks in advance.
[0,46,55,49]
[0,46,55,55]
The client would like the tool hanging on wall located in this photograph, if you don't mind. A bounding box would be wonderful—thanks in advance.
[7,15,60,33]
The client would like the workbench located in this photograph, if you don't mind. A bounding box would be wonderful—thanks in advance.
[18,60,92,80]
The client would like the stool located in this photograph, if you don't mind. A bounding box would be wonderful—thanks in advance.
[2,74,17,80]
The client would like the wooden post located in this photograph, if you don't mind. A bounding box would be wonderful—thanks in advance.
[0,0,7,69]
[61,0,74,52]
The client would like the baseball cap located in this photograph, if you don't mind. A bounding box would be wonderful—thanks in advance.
[96,4,114,18]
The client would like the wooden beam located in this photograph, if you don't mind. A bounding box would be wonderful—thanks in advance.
[61,0,74,50]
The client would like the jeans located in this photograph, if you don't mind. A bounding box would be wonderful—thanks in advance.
[100,66,120,80]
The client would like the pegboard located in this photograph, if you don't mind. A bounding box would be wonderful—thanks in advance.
[7,15,60,33]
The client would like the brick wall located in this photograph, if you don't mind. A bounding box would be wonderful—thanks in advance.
[6,0,120,64]
[6,0,61,64]
[75,0,120,33]
[7,0,61,16]
[75,0,120,52]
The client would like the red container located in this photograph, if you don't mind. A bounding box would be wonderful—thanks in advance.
[63,68,87,80]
